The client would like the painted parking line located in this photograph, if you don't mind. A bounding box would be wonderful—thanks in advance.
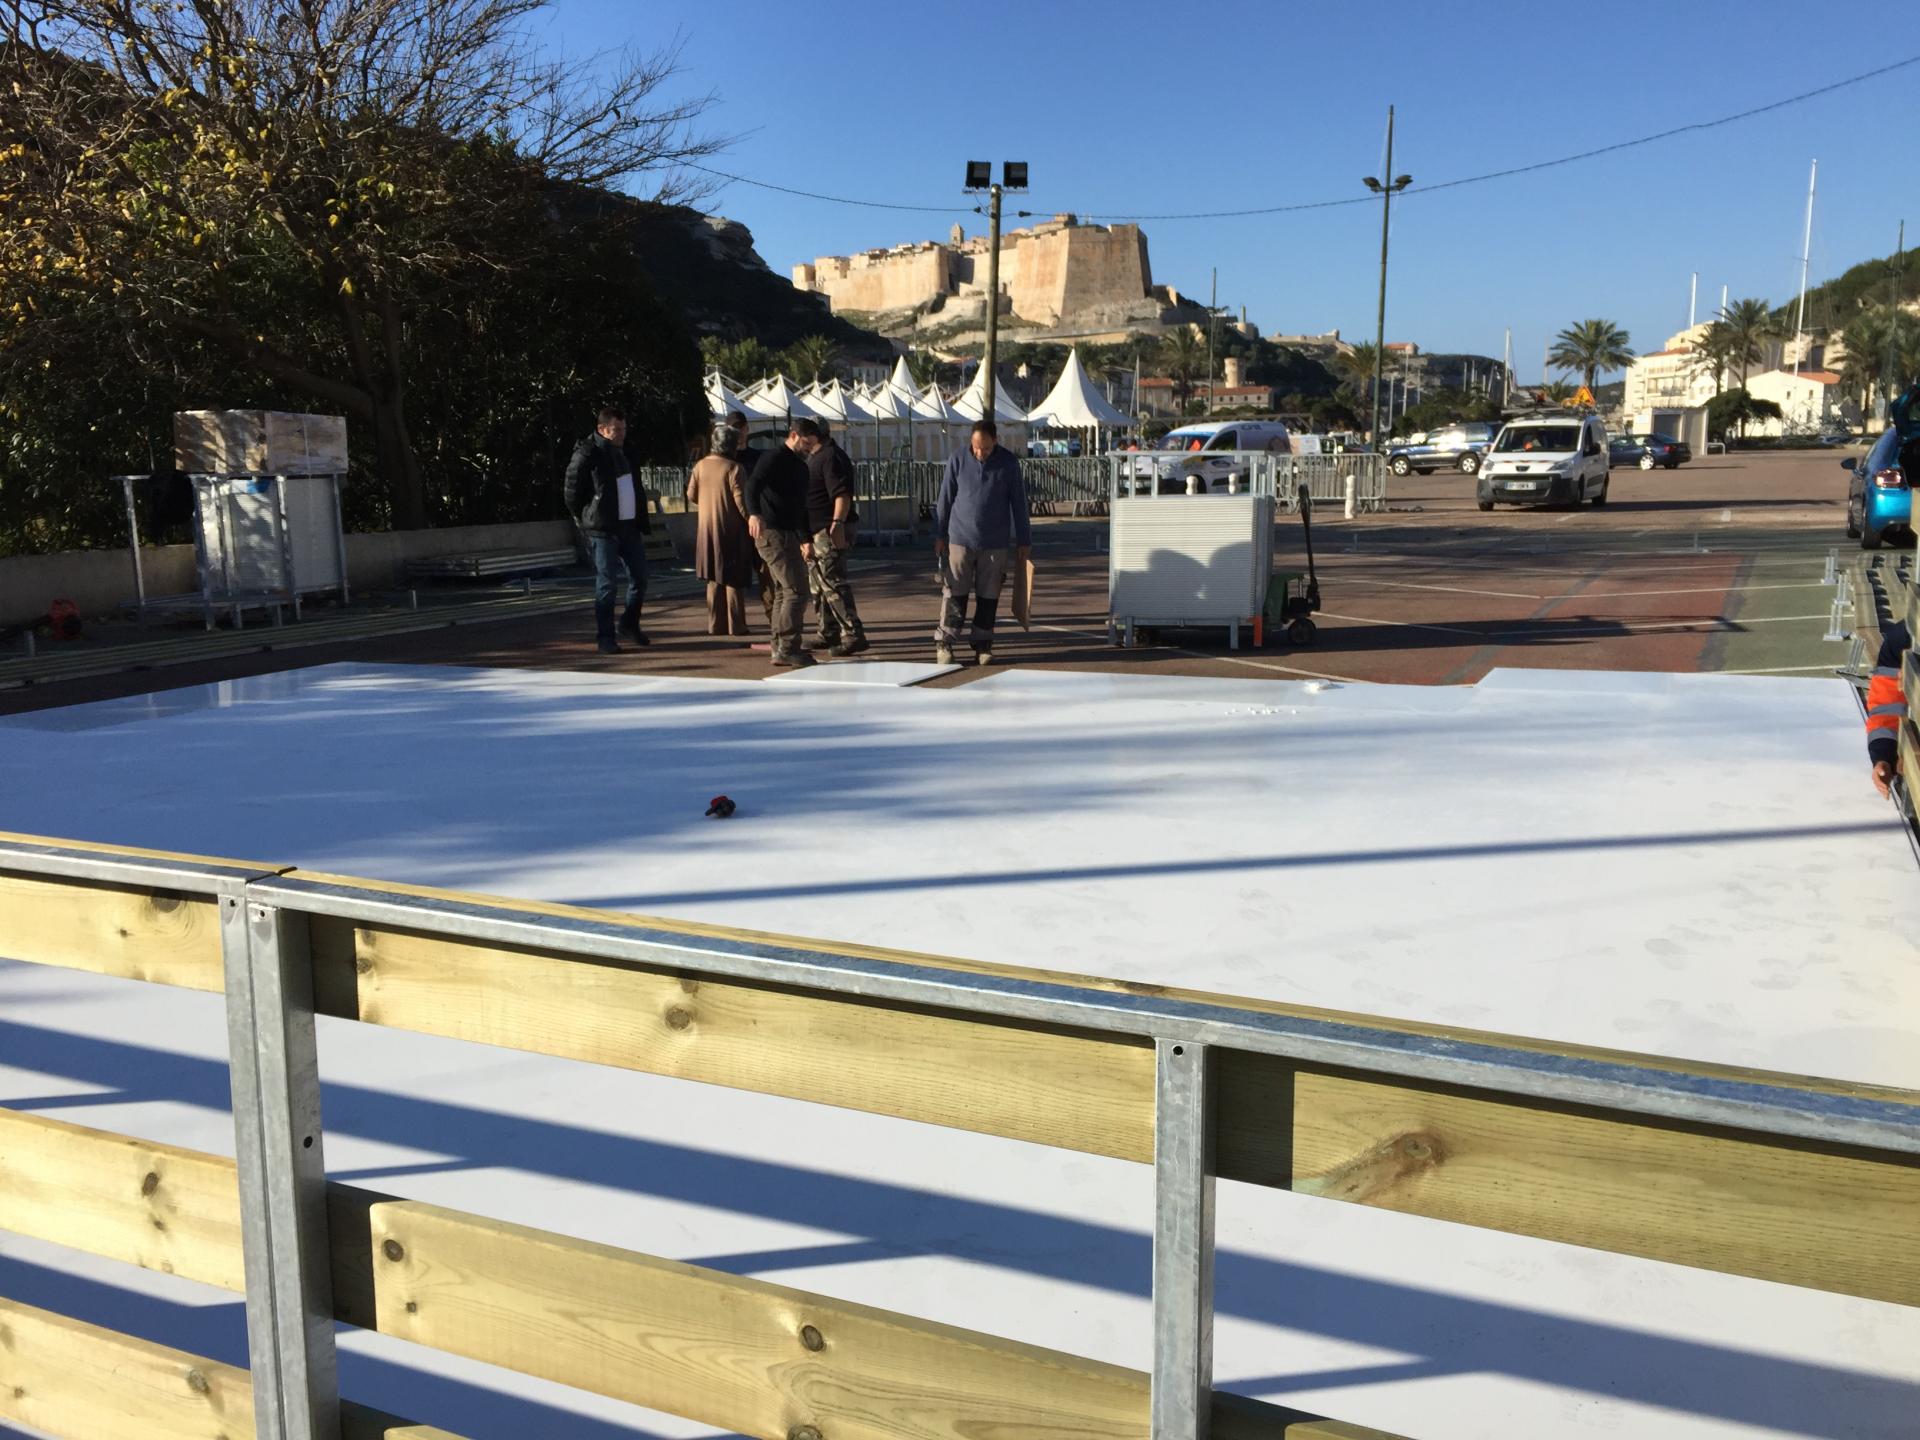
[1318,611,1835,640]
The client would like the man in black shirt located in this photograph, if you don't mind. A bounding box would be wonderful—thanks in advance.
[805,420,867,655]
[744,418,822,666]
[564,405,651,653]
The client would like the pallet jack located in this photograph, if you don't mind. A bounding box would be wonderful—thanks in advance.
[1258,483,1322,648]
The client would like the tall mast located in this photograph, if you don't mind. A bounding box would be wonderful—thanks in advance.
[1793,159,1817,374]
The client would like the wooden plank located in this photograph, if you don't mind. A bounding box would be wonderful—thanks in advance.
[0,1108,244,1291]
[0,1295,256,1440]
[292,871,1920,1108]
[0,871,225,991]
[0,1112,1389,1440]
[0,1296,465,1440]
[1217,1055,1920,1306]
[349,1193,1385,1440]
[308,922,1155,1162]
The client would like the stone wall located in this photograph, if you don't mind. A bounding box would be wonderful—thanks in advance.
[797,221,1150,330]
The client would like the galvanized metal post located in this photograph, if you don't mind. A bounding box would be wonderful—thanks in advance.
[223,894,339,1440]
[1151,1038,1215,1440]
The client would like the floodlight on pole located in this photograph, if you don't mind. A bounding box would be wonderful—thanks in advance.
[967,161,1029,419]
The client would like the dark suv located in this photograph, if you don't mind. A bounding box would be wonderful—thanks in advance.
[1386,422,1498,476]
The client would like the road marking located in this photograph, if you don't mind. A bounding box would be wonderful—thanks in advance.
[1366,579,1545,600]
[1718,664,1847,674]
[1317,611,1835,640]
[1581,582,1830,598]
[1320,611,1483,637]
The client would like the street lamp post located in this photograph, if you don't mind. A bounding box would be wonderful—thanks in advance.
[1363,106,1411,449]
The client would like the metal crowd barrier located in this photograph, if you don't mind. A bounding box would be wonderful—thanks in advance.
[1,832,1916,1440]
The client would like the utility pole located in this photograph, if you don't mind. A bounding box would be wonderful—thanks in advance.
[1206,266,1217,415]
[1793,159,1817,374]
[983,182,1003,418]
[1886,219,1905,419]
[1689,271,1698,329]
[1503,326,1512,405]
[1363,106,1411,447]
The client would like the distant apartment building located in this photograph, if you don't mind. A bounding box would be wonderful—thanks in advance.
[1136,378,1277,418]
[1623,329,1718,413]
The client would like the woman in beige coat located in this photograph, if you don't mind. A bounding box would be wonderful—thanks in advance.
[685,423,755,636]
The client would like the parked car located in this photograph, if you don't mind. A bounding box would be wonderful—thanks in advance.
[1120,420,1293,493]
[1386,421,1498,476]
[1844,423,1915,550]
[1477,415,1611,509]
[1608,433,1693,470]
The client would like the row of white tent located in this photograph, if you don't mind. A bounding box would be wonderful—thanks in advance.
[704,351,1130,462]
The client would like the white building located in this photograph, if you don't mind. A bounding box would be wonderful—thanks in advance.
[1742,368,1858,436]
[1622,330,1718,415]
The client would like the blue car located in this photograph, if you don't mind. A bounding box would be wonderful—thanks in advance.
[1845,397,1918,550]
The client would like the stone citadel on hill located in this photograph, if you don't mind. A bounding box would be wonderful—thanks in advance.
[791,215,1208,345]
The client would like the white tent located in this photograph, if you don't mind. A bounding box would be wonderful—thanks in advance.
[861,381,915,461]
[952,365,1030,430]
[742,374,824,424]
[910,383,968,462]
[1028,348,1129,430]
[705,371,747,421]
[810,380,881,459]
[885,355,924,403]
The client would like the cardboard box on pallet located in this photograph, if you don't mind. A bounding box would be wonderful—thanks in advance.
[174,411,348,476]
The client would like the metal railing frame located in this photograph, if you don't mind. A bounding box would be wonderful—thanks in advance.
[7,831,1917,1440]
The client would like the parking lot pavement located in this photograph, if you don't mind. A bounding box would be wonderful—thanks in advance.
[0,450,1876,717]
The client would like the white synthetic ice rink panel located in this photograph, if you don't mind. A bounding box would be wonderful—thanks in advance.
[762,659,960,686]
[1,661,1916,1440]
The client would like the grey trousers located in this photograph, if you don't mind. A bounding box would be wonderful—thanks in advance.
[936,544,1010,653]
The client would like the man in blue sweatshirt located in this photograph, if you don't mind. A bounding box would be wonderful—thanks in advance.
[934,420,1031,665]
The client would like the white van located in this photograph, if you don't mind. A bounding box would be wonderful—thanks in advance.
[1127,420,1293,494]
[1477,415,1610,510]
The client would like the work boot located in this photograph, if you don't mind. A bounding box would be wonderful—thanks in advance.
[619,616,650,647]
[806,632,839,651]
[597,637,620,654]
[934,645,954,665]
[831,633,870,657]
[771,648,816,668]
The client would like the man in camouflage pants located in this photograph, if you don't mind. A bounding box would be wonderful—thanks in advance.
[804,419,867,655]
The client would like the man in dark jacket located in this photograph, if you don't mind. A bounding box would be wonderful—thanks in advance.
[745,418,821,667]
[565,405,650,653]
[933,420,1031,665]
[805,420,867,655]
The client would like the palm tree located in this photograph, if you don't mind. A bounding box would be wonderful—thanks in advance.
[1717,298,1780,387]
[783,334,836,384]
[1335,341,1380,398]
[1547,319,1634,392]
[1159,328,1204,411]
[1542,380,1576,405]
[1688,321,1737,397]
[1842,306,1920,416]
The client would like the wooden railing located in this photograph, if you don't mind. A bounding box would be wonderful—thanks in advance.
[2,830,1916,1440]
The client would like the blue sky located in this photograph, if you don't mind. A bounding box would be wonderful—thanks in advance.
[541,1,1913,377]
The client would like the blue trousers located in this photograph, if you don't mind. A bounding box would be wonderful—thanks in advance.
[590,523,648,639]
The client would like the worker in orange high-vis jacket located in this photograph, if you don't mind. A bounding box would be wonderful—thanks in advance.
[1868,621,1911,798]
